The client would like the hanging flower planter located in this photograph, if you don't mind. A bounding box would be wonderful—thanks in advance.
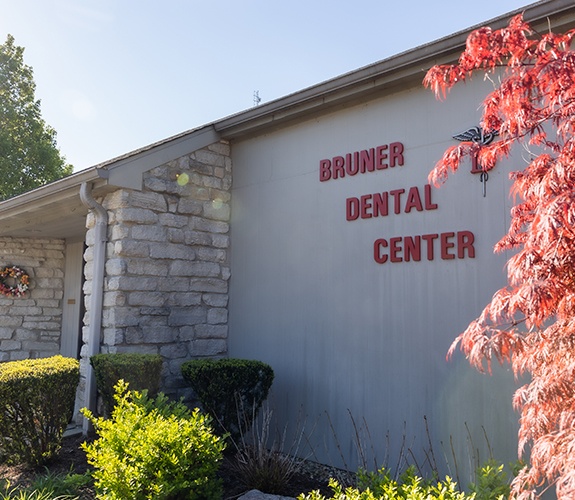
[0,266,30,298]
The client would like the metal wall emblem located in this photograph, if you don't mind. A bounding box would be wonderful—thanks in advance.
[453,126,499,197]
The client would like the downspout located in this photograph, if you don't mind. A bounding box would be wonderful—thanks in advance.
[79,182,108,434]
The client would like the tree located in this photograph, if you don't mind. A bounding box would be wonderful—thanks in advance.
[424,15,575,499]
[0,34,72,200]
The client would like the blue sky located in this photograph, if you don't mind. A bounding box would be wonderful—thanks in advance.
[1,0,532,171]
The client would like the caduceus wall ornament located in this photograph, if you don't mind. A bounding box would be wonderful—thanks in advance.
[453,126,499,197]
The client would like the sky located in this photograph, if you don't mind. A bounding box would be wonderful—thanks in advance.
[1,0,535,172]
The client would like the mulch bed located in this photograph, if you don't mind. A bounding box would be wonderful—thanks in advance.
[0,433,353,499]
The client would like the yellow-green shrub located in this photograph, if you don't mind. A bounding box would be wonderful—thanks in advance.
[82,381,225,500]
[0,355,80,465]
[300,467,473,500]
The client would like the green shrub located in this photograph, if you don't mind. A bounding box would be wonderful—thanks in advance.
[0,355,80,466]
[90,353,162,417]
[181,358,274,441]
[469,459,511,500]
[82,380,225,500]
[300,467,474,500]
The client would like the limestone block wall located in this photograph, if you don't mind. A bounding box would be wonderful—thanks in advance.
[81,140,232,402]
[0,237,65,361]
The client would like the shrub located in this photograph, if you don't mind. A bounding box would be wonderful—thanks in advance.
[0,355,80,466]
[90,353,162,417]
[469,459,511,500]
[181,358,274,441]
[82,380,225,500]
[300,467,474,500]
[299,460,514,500]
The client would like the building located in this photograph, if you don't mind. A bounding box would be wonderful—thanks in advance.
[0,0,573,482]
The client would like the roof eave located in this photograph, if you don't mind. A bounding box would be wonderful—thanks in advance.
[215,0,575,139]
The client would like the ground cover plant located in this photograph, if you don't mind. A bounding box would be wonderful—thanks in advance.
[424,13,575,499]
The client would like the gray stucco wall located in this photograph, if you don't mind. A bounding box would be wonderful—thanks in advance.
[0,237,65,361]
[228,79,519,479]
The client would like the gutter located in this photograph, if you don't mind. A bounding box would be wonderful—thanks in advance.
[79,182,108,433]
[214,0,575,140]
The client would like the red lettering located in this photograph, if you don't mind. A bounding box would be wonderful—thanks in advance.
[471,155,483,174]
[333,156,345,179]
[376,145,388,170]
[404,236,421,262]
[346,153,359,176]
[372,192,388,217]
[424,184,438,210]
[373,231,475,264]
[457,231,475,258]
[319,159,331,181]
[360,149,374,173]
[390,142,404,167]
[390,189,405,214]
[441,232,456,259]
[404,186,423,213]
[320,142,404,181]
[374,239,388,264]
[346,197,359,221]
[360,194,372,219]
[422,233,438,260]
[389,237,402,262]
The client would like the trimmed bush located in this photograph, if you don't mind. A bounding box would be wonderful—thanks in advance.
[82,380,225,500]
[90,353,162,417]
[0,355,80,465]
[181,358,274,441]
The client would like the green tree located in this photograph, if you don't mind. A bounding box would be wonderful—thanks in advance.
[0,34,72,200]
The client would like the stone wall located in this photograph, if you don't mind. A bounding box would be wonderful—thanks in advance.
[81,140,232,402]
[0,237,65,361]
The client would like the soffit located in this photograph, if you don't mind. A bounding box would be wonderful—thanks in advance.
[0,169,110,240]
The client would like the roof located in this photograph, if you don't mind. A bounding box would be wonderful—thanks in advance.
[1,0,573,240]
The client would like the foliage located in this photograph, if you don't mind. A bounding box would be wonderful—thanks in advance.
[28,470,92,498]
[0,480,78,500]
[0,35,72,201]
[0,355,80,465]
[423,13,575,499]
[230,404,304,495]
[0,470,91,500]
[90,353,162,417]
[181,358,274,441]
[298,466,473,500]
[468,460,511,500]
[82,380,225,500]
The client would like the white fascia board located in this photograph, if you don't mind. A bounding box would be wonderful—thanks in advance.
[0,167,106,217]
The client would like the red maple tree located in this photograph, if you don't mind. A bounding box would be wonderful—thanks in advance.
[424,14,575,499]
